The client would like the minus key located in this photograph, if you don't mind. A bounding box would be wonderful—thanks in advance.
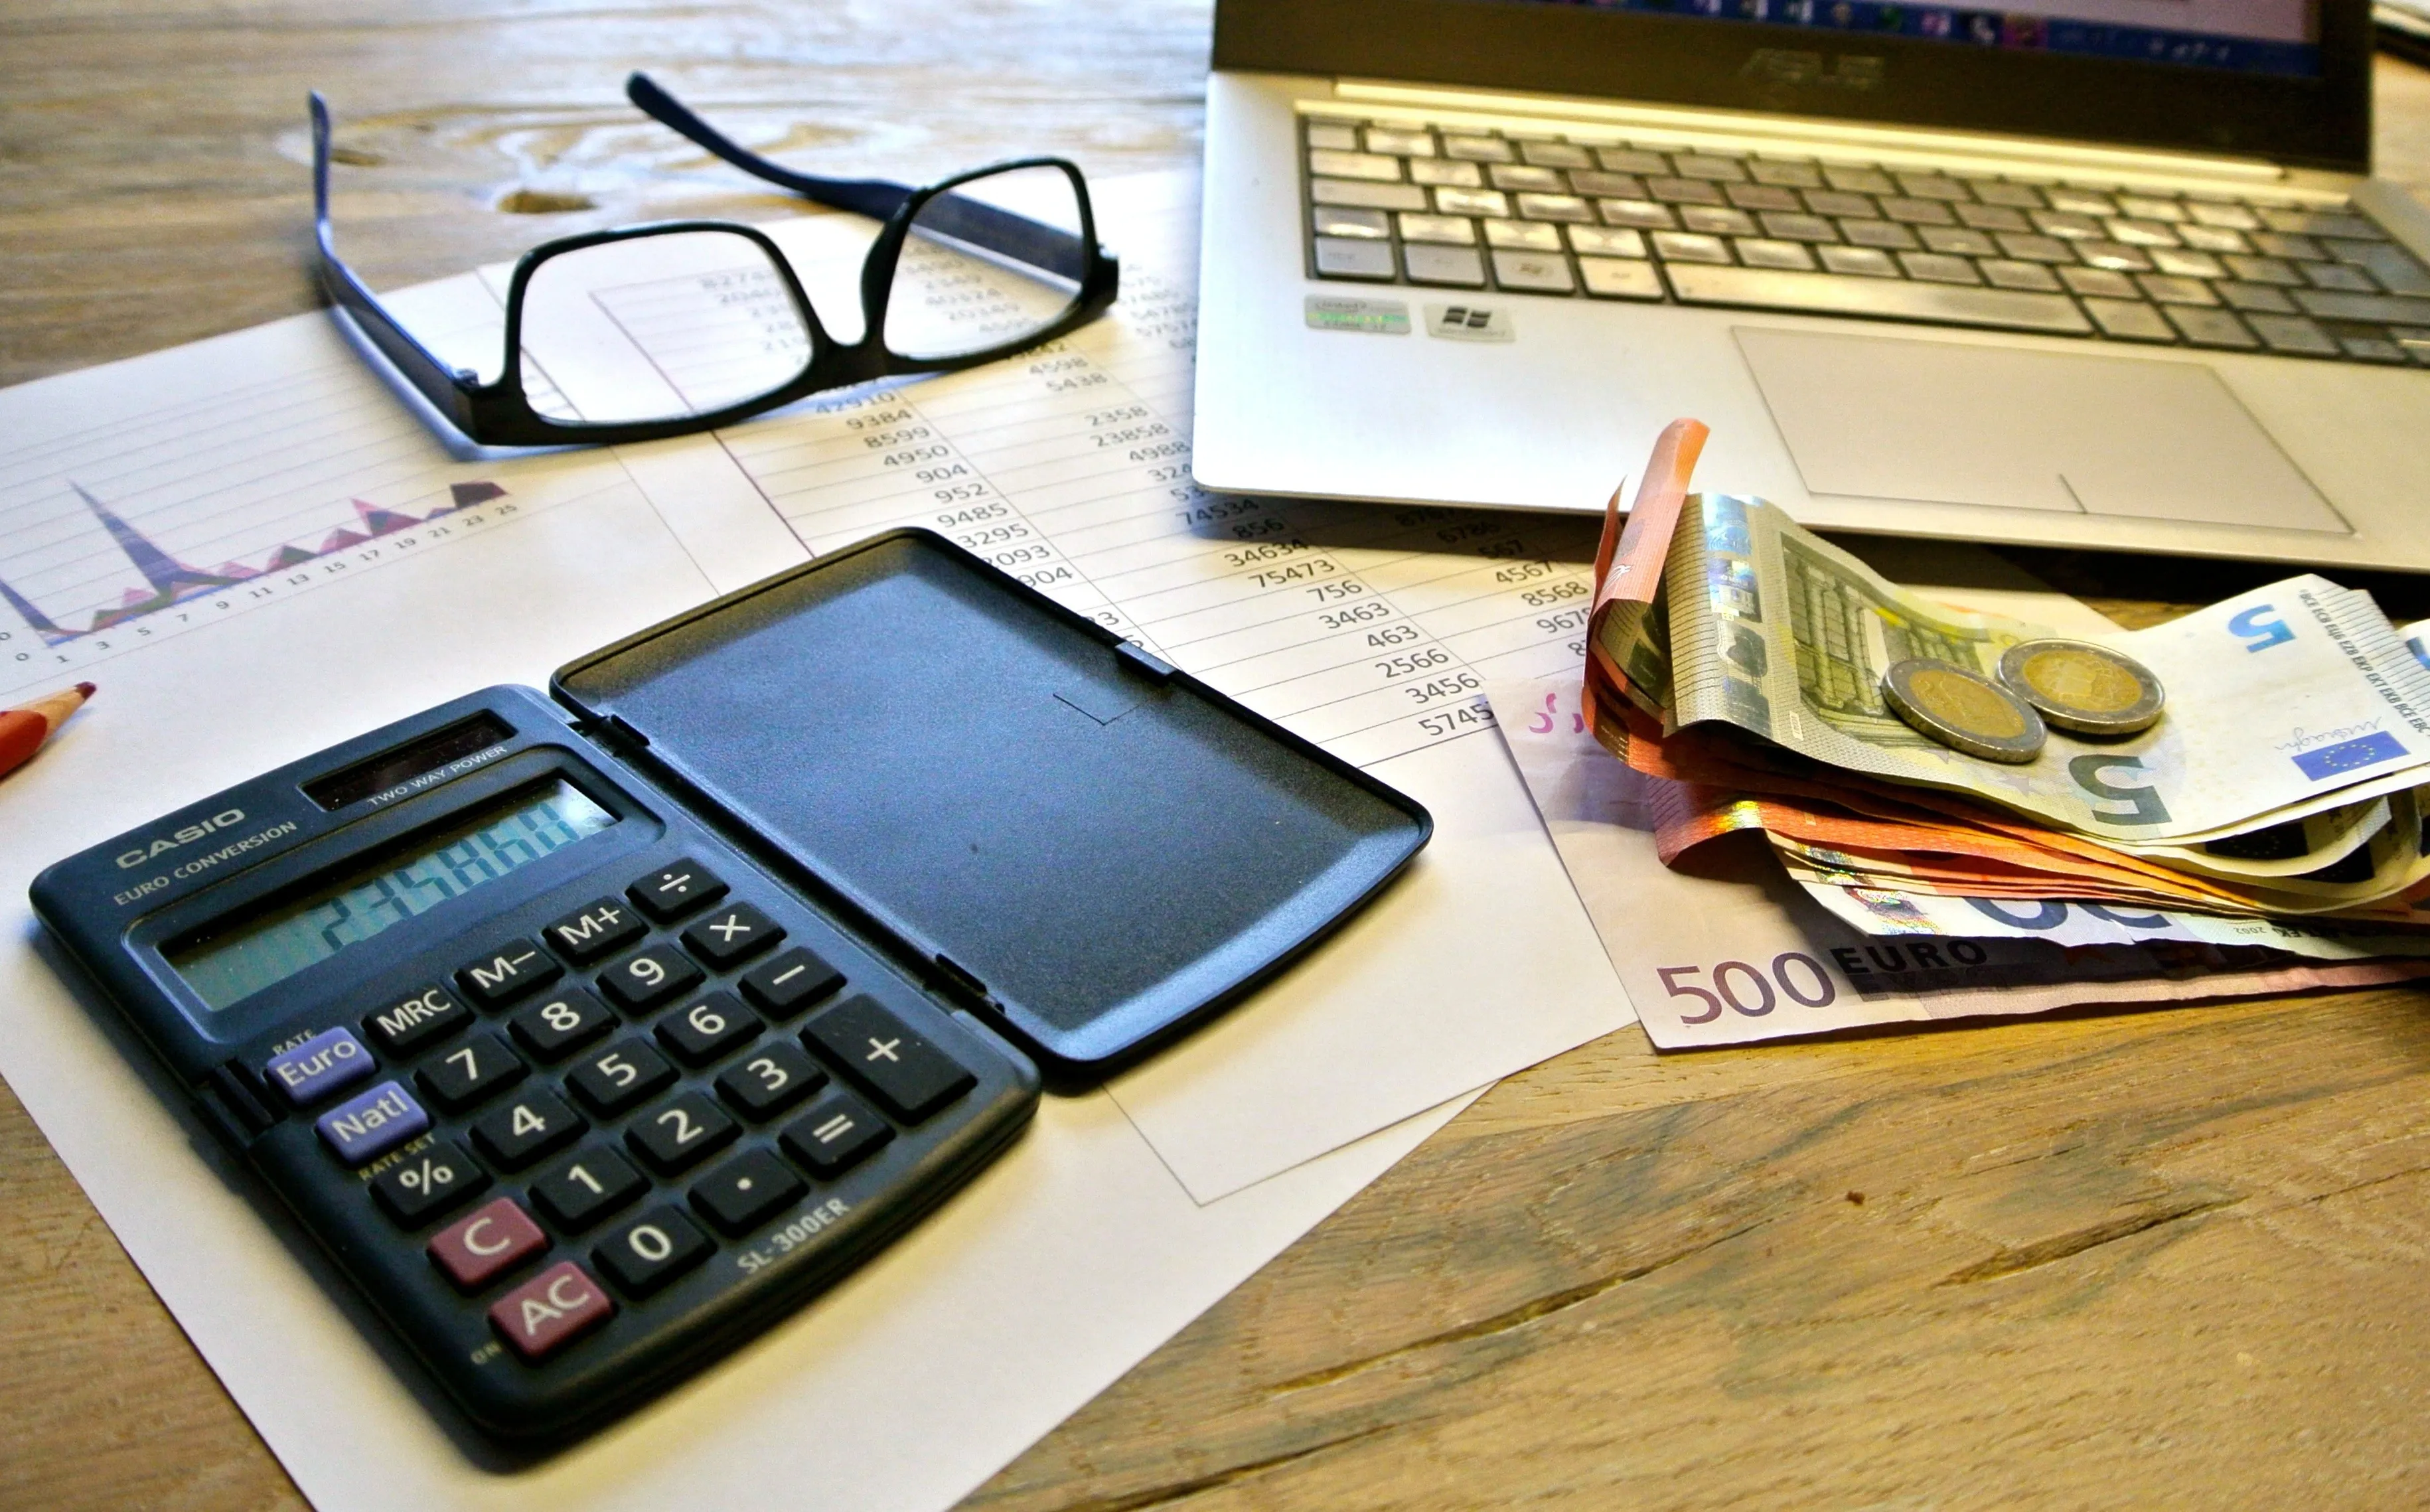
[740,947,845,1018]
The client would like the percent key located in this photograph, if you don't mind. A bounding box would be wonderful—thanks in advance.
[371,1140,492,1225]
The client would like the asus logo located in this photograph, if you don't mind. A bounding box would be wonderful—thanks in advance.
[1740,48,1886,92]
[115,808,246,869]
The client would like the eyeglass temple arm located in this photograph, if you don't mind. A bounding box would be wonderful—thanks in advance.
[625,73,915,222]
[625,73,1094,283]
[308,94,483,433]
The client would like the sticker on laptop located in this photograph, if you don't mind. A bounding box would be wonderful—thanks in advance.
[1425,305,1515,342]
[1304,295,1410,335]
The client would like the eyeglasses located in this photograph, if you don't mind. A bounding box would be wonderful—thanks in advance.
[310,74,1121,446]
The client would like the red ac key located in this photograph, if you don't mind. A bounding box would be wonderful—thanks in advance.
[427,1197,546,1290]
[489,1261,616,1361]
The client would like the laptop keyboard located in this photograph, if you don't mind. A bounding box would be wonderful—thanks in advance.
[1300,115,2430,367]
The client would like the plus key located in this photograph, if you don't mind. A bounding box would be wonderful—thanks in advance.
[680,901,785,968]
[802,996,974,1123]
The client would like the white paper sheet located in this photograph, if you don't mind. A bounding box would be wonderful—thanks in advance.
[0,170,1624,1508]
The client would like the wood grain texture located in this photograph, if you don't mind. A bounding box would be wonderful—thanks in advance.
[4,3,2430,1506]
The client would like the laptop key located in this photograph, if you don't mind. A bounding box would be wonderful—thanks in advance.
[2301,261,2374,292]
[1397,214,1476,245]
[1313,237,1395,281]
[1491,250,1576,293]
[2341,335,2409,362]
[2189,202,2262,230]
[1365,127,1434,157]
[1516,193,1594,223]
[1841,220,1918,250]
[2332,242,2430,295]
[1598,198,1675,229]
[2179,224,2249,254]
[1578,258,1665,299]
[2165,307,2259,349]
[1725,183,1801,212]
[1803,190,1877,218]
[1312,179,1428,212]
[1759,212,1837,242]
[1981,260,2062,292]
[1663,264,2093,333]
[1314,206,1390,240]
[2150,248,2226,279]
[1442,135,1513,162]
[1899,252,1981,285]
[1519,141,1594,169]
[1670,153,1747,181]
[1304,123,1359,151]
[1879,197,1957,226]
[2106,218,2182,248]
[1434,187,1509,218]
[1957,204,2031,233]
[1651,231,1732,264]
[1410,159,1483,188]
[1920,228,1998,257]
[1825,165,1895,194]
[1680,206,1757,236]
[1817,246,1898,277]
[1996,234,2077,263]
[2060,266,2138,298]
[2077,242,2153,271]
[2295,289,2430,323]
[1405,244,1487,287]
[1736,238,1815,271]
[2136,273,2218,306]
[1485,218,1560,250]
[1308,149,1403,183]
[1748,159,1823,189]
[2082,298,2177,341]
[1971,181,2046,209]
[2046,189,2119,216]
[1568,171,1645,198]
[2217,281,2297,313]
[1568,226,1646,258]
[1489,164,1564,192]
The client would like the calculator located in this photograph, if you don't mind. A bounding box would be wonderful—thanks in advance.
[33,531,1430,1440]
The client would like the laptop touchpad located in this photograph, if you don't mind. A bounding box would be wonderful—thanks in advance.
[1735,327,2347,534]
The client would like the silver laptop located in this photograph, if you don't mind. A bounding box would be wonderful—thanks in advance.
[1192,0,2430,573]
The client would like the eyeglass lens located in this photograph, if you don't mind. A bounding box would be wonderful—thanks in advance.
[517,229,813,425]
[883,166,1089,362]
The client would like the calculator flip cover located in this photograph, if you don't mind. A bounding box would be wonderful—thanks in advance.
[31,528,1431,1440]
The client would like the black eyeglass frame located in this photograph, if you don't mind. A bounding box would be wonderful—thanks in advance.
[310,74,1122,447]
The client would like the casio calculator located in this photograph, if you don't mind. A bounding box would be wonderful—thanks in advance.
[33,530,1430,1440]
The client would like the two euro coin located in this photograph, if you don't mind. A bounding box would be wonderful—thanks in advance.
[1998,640,2166,736]
[1880,640,2165,764]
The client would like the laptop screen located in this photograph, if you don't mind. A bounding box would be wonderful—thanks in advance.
[1501,0,2318,76]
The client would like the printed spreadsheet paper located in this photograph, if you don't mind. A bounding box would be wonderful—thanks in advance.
[0,172,1626,1508]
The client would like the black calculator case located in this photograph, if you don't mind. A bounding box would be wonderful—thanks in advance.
[554,528,1433,1079]
[30,528,1430,1442]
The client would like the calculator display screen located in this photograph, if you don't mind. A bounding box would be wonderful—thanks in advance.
[166,779,617,1012]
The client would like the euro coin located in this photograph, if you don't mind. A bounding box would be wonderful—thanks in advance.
[1997,639,2164,736]
[1880,658,2047,763]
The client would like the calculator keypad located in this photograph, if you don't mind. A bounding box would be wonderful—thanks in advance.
[453,937,564,1007]
[508,988,616,1061]
[530,1146,647,1231]
[654,992,760,1066]
[364,984,471,1055]
[472,1089,587,1170]
[245,848,1028,1437]
[679,901,783,968]
[597,943,704,1012]
[416,1031,530,1112]
[628,860,727,921]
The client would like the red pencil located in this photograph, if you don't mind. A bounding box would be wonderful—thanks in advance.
[0,682,96,781]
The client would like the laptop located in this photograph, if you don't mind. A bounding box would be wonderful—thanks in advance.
[1191,0,2430,573]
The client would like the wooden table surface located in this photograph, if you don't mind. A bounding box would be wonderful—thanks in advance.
[8,4,2430,1506]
